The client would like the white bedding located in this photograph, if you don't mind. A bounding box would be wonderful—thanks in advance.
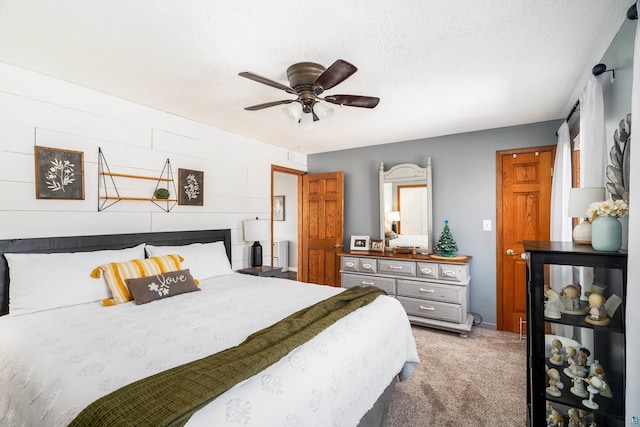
[388,234,428,249]
[0,273,419,427]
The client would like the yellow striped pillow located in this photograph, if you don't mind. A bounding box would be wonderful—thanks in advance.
[91,254,184,306]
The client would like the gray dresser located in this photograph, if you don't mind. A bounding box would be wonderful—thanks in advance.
[339,252,473,337]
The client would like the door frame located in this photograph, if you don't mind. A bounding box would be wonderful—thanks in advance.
[271,165,305,279]
[495,145,556,331]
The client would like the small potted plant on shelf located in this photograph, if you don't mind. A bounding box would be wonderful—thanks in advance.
[154,188,170,199]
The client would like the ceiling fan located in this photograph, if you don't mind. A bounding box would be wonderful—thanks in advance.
[239,59,380,126]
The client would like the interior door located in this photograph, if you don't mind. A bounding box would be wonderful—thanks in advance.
[398,184,427,235]
[497,146,555,333]
[301,171,344,286]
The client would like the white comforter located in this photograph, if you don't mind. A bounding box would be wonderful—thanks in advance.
[0,273,419,427]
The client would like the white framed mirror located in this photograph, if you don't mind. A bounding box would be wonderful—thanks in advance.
[379,158,433,252]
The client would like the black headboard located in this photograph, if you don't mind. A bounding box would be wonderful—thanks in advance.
[0,229,232,316]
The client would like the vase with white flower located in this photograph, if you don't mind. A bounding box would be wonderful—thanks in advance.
[586,199,629,251]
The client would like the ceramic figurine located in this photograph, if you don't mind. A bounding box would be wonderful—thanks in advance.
[549,339,564,366]
[589,360,603,378]
[582,376,603,410]
[570,375,588,398]
[563,346,577,378]
[547,409,564,427]
[560,283,586,314]
[567,408,581,427]
[546,368,562,397]
[574,349,589,377]
[585,293,610,326]
[545,289,564,319]
[588,361,612,398]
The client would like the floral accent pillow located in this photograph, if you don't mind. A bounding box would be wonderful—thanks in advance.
[126,269,200,305]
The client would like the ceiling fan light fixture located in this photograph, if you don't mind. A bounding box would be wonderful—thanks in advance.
[313,101,334,121]
[282,102,303,123]
[299,112,315,130]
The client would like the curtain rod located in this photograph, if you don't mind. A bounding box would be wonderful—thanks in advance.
[565,99,580,122]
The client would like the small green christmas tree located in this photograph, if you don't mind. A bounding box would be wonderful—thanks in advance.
[434,219,458,257]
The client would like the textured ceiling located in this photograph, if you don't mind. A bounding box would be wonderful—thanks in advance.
[0,1,633,154]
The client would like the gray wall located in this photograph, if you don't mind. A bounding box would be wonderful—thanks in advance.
[308,120,562,328]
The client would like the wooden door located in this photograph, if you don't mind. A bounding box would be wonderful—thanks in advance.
[301,172,344,286]
[497,146,555,333]
[398,184,427,235]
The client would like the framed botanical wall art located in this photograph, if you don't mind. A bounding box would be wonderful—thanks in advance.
[273,195,285,221]
[35,146,84,200]
[178,168,204,206]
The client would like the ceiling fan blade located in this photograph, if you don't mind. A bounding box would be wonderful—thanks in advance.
[325,95,380,109]
[313,59,358,91]
[239,72,297,94]
[244,99,295,111]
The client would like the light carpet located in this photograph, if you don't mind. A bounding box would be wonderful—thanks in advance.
[385,325,527,426]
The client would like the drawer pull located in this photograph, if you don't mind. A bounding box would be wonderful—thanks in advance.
[362,263,373,269]
[419,288,435,293]
[387,265,403,270]
[345,261,356,268]
[419,305,435,311]
[443,269,456,277]
[361,280,375,285]
[420,268,433,274]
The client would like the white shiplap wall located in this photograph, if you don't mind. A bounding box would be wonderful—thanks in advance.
[0,62,307,270]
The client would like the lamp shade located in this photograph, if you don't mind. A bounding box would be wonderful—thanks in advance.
[282,102,303,123]
[568,187,605,218]
[243,218,270,242]
[313,101,334,121]
[388,211,401,222]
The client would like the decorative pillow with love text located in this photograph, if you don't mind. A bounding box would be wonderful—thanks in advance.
[126,269,200,305]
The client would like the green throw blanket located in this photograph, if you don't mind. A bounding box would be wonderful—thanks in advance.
[69,285,386,427]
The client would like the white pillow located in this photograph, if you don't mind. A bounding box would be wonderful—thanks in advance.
[145,241,232,280]
[5,243,145,316]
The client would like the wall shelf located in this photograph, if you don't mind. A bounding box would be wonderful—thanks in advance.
[98,147,177,212]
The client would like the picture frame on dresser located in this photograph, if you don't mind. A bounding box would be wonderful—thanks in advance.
[350,236,370,251]
[370,239,385,252]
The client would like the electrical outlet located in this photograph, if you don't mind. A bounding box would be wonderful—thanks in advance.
[483,220,492,231]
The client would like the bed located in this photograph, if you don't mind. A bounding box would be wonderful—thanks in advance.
[0,229,419,427]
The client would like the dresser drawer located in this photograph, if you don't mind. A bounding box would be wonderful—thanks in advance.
[397,279,463,304]
[341,257,360,272]
[341,273,395,294]
[378,259,416,277]
[341,257,378,273]
[416,262,438,279]
[438,263,468,282]
[358,258,377,273]
[397,296,463,323]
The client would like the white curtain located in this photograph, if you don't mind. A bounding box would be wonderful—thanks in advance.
[579,74,607,188]
[626,2,639,423]
[549,121,573,289]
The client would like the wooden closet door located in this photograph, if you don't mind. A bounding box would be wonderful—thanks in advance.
[497,146,554,333]
[301,172,344,286]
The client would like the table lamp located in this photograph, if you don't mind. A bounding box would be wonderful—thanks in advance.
[388,211,401,233]
[568,187,605,244]
[243,217,270,267]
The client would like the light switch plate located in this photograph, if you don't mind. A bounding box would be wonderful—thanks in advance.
[483,219,492,231]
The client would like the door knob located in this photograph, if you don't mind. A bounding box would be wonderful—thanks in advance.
[506,249,516,256]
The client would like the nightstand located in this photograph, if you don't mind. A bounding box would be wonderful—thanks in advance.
[237,266,283,278]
